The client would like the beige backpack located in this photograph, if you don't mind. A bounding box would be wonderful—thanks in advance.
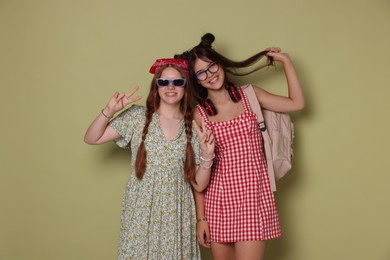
[243,84,294,192]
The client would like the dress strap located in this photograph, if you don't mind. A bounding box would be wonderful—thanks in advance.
[196,104,211,123]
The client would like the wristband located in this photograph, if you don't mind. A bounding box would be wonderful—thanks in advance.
[101,109,112,119]
[200,161,213,169]
[197,217,207,223]
[200,153,215,162]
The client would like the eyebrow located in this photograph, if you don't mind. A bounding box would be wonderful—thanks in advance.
[196,62,214,74]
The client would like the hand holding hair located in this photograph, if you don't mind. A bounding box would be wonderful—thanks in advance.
[265,47,292,64]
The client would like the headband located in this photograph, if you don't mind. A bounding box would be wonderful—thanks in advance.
[149,58,188,74]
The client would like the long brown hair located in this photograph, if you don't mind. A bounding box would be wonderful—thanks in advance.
[175,33,274,103]
[134,64,196,182]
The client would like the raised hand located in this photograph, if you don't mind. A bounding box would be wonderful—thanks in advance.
[258,47,304,112]
[104,86,142,118]
[193,118,215,159]
[192,119,215,192]
[265,47,291,64]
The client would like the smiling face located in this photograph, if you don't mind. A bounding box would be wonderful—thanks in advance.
[157,67,185,107]
[194,58,225,90]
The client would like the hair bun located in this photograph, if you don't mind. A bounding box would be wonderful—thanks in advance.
[200,33,215,48]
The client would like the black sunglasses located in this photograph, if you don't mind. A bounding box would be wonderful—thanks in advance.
[156,78,186,88]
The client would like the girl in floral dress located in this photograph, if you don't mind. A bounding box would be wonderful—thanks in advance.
[175,33,305,260]
[84,58,215,260]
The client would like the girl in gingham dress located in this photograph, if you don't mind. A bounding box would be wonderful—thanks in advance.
[175,33,305,259]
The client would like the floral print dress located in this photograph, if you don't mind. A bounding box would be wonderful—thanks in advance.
[109,105,201,260]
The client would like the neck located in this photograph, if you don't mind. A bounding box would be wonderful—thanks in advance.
[207,85,230,104]
[157,103,183,119]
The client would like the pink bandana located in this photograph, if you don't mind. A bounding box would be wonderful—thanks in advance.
[149,58,188,74]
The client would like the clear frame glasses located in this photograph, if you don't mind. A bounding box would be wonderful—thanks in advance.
[196,62,219,81]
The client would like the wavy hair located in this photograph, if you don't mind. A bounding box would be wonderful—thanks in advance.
[134,64,196,182]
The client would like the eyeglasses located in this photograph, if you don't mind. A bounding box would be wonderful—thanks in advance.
[195,62,219,81]
[156,78,186,88]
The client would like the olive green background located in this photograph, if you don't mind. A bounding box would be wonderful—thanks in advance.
[1,0,389,259]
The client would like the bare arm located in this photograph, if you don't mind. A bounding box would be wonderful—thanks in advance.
[194,190,211,248]
[253,48,305,113]
[84,86,142,145]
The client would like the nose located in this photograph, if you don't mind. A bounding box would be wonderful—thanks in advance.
[167,83,175,89]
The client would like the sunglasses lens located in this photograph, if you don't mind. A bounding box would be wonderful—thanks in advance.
[173,79,185,86]
[157,79,169,87]
[156,78,186,87]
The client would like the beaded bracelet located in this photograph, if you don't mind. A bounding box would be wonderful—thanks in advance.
[200,153,215,162]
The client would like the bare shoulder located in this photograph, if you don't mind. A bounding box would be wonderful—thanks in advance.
[251,84,272,99]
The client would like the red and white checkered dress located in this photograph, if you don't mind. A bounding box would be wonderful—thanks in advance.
[197,87,281,243]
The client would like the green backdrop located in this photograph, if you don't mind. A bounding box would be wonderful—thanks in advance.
[1,0,389,259]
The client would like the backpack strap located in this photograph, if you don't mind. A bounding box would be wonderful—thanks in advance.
[242,85,265,130]
[242,84,277,192]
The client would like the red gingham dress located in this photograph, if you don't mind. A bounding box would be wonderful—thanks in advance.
[197,87,282,243]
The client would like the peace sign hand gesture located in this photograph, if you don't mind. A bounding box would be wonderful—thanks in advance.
[193,118,215,160]
[103,86,142,118]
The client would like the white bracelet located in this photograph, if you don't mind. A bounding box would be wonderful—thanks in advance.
[200,160,213,169]
[200,153,215,162]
